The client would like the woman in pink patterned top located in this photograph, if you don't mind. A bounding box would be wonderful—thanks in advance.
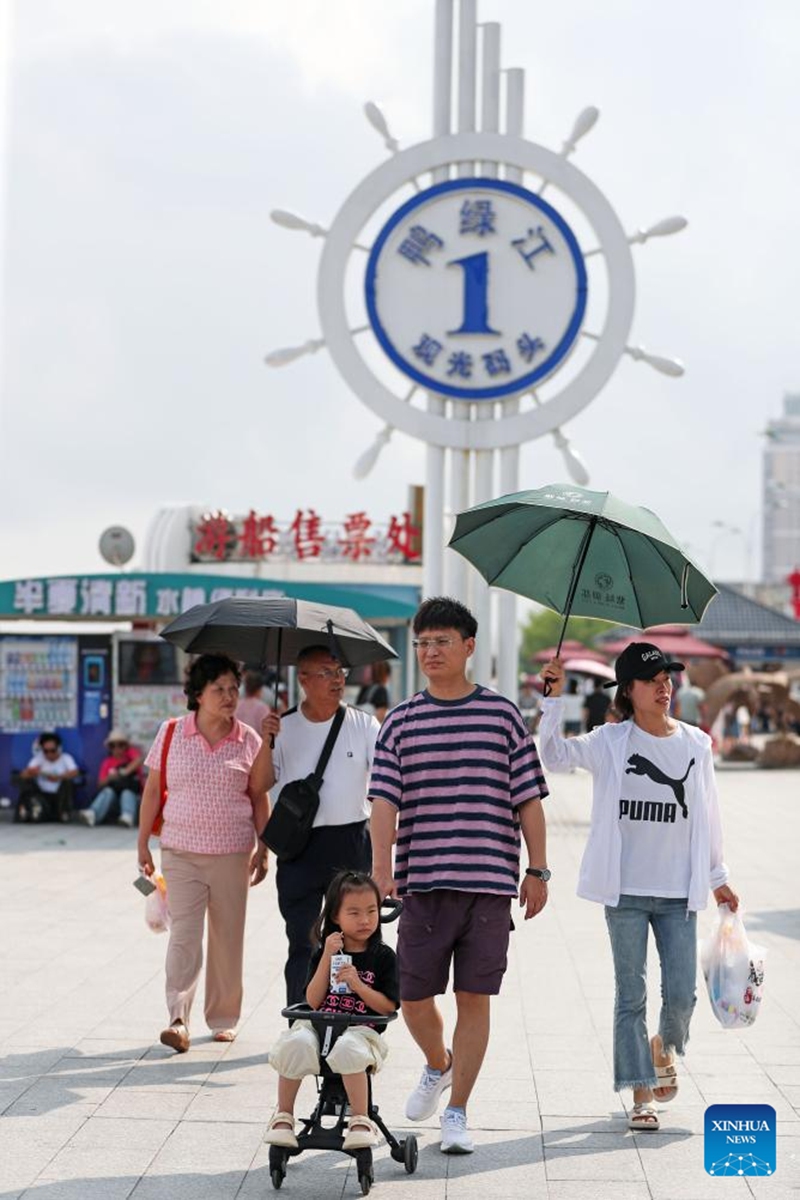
[138,654,272,1054]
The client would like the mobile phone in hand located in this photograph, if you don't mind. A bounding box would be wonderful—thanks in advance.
[133,875,156,896]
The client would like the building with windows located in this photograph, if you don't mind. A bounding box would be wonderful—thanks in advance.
[763,393,800,583]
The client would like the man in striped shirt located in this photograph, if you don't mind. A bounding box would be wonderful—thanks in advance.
[370,597,549,1155]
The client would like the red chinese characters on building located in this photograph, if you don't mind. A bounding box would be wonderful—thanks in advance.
[193,512,237,561]
[386,512,421,561]
[290,509,326,560]
[240,510,279,559]
[340,512,376,561]
[191,509,421,562]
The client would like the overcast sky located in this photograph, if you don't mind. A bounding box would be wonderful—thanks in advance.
[1,0,797,589]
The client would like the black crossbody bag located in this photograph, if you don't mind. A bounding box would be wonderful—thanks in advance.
[261,705,346,862]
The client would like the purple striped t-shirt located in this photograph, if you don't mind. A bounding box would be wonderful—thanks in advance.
[369,686,549,897]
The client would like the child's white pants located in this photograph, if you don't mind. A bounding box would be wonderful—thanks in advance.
[269,1020,388,1079]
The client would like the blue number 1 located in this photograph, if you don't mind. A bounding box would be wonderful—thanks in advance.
[447,251,500,336]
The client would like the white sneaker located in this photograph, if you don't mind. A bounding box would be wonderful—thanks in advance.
[78,809,96,827]
[405,1054,453,1121]
[117,813,134,828]
[440,1107,474,1154]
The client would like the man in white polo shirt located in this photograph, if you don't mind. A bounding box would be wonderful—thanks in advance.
[262,645,380,1005]
[17,731,80,823]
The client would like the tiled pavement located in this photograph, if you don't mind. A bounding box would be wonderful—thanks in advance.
[1,763,798,1198]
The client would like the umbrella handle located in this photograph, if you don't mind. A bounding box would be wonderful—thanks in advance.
[269,628,282,749]
[542,518,595,702]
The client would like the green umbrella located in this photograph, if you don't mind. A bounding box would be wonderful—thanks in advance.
[449,483,717,657]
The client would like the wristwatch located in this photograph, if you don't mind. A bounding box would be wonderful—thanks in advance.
[526,867,552,882]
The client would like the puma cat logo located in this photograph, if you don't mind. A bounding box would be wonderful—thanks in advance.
[624,754,695,819]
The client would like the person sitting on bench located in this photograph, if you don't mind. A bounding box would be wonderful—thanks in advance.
[78,729,143,827]
[17,732,79,823]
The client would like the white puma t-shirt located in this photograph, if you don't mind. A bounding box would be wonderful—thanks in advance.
[618,724,696,897]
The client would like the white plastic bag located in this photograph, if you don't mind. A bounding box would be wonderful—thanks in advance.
[701,904,765,1028]
[144,873,171,934]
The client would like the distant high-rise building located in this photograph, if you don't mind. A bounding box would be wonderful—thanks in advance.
[762,393,800,583]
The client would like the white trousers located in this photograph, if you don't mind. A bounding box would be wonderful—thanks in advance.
[269,1020,388,1079]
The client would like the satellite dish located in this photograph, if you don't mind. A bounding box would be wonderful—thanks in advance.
[99,526,135,567]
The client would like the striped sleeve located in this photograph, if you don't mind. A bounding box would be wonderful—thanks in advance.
[368,708,405,808]
[508,715,549,808]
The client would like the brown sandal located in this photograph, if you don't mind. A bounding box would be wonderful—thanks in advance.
[160,1021,190,1053]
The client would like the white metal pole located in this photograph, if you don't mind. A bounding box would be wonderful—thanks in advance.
[472,22,501,684]
[456,0,477,179]
[496,67,525,703]
[424,395,446,599]
[480,22,500,178]
[473,405,495,683]
[425,0,453,604]
[446,0,477,608]
[446,404,471,603]
[433,0,453,173]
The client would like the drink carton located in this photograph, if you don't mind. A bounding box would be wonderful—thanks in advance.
[330,952,352,994]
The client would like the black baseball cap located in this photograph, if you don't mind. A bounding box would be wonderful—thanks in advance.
[603,641,685,689]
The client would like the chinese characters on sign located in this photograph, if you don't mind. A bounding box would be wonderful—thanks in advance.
[190,510,421,565]
[365,178,587,402]
[404,197,551,380]
[12,578,148,618]
[10,578,288,619]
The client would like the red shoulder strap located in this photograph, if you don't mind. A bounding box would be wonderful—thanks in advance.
[160,718,178,803]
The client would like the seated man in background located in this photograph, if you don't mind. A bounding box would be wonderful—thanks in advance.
[17,732,80,823]
[78,729,144,828]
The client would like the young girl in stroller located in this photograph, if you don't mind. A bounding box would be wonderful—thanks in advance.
[265,870,399,1152]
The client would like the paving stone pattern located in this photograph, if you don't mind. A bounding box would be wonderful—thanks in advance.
[1,765,798,1198]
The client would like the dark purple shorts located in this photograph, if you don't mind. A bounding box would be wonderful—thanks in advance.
[397,889,513,1001]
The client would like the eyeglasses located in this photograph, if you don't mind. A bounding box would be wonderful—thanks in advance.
[108,741,128,748]
[412,636,459,652]
[301,667,350,681]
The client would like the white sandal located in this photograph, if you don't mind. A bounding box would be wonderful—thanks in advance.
[628,1103,660,1131]
[265,1110,298,1149]
[651,1035,678,1102]
[342,1115,377,1150]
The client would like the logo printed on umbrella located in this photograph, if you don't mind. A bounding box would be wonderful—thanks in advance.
[595,572,614,590]
[543,488,591,505]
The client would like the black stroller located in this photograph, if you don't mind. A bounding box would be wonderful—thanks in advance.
[268,902,418,1195]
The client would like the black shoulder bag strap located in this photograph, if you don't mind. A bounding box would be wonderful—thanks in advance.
[309,704,346,788]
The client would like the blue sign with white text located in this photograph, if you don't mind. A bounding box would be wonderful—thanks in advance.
[704,1104,776,1177]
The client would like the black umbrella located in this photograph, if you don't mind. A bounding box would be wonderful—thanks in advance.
[160,596,397,672]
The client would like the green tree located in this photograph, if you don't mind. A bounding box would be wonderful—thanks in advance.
[519,610,617,672]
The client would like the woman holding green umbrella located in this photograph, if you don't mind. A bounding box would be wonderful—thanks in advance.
[539,643,739,1132]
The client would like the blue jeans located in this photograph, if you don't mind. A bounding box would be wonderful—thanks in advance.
[604,895,697,1092]
[89,786,140,824]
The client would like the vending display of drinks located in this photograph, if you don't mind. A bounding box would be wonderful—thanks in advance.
[0,639,78,732]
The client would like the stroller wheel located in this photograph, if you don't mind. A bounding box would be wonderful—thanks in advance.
[403,1134,419,1174]
[269,1145,288,1189]
[355,1148,374,1195]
